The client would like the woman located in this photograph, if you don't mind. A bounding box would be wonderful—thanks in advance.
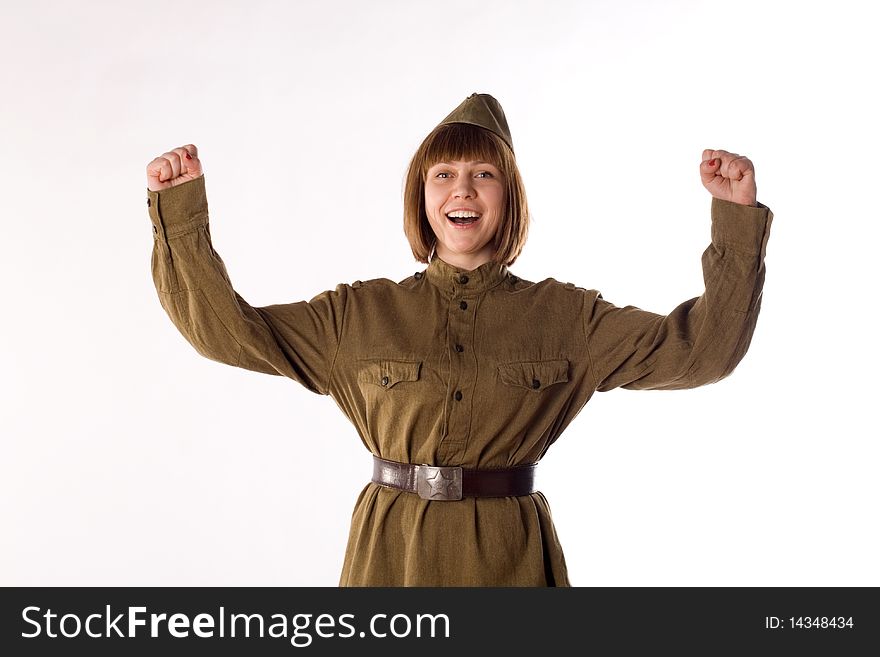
[146,93,773,586]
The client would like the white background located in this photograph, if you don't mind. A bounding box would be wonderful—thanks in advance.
[2,0,877,586]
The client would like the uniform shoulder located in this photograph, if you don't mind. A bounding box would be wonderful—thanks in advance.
[543,277,608,296]
[396,269,427,288]
[339,272,424,291]
[507,274,589,293]
[301,274,422,306]
[503,275,607,307]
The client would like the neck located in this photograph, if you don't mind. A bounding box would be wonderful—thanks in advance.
[434,246,495,271]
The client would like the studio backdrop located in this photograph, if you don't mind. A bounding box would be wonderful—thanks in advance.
[2,0,877,586]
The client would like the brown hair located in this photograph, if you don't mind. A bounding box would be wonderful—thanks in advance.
[403,123,529,266]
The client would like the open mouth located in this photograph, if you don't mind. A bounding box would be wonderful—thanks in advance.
[446,213,481,225]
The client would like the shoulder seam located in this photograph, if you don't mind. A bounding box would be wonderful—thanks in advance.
[325,284,348,395]
[581,289,600,392]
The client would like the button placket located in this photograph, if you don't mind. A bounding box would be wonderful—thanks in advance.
[423,260,509,463]
[440,290,479,463]
[451,275,468,369]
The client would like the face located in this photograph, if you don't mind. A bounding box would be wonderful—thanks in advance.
[424,159,506,270]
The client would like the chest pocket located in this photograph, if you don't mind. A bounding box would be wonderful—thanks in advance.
[498,359,570,391]
[357,359,422,389]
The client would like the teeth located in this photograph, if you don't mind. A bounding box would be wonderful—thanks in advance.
[447,210,480,218]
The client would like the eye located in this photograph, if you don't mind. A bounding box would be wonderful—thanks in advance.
[476,171,493,178]
[435,171,452,179]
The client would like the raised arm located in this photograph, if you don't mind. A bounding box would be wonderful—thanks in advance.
[583,149,773,392]
[146,145,346,395]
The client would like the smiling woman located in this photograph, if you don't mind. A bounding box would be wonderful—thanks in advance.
[423,158,505,270]
[146,92,773,586]
[403,100,529,270]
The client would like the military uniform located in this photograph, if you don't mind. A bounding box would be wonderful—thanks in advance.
[147,173,771,585]
[146,94,773,585]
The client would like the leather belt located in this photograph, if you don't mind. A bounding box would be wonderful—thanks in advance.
[371,455,538,501]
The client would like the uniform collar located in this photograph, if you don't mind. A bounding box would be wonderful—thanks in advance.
[425,256,508,298]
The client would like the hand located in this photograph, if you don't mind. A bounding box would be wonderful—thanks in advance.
[700,149,757,207]
[146,144,203,192]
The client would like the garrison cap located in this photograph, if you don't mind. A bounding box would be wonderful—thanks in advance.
[438,93,514,153]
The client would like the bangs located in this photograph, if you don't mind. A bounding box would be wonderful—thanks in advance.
[419,123,507,177]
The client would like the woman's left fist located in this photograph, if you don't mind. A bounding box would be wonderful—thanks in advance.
[700,149,757,207]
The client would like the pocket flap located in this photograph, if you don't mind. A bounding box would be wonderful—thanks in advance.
[498,359,569,391]
[358,359,422,389]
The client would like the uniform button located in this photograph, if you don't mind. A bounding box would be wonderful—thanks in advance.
[381,376,389,386]
[510,275,519,284]
[147,198,151,207]
[459,274,469,284]
[414,271,423,280]
[455,344,464,353]
[459,301,468,310]
[532,379,541,389]
[454,390,463,401]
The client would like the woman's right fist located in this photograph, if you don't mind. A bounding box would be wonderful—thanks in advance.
[146,144,203,191]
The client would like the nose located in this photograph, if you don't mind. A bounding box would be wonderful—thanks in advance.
[452,175,475,199]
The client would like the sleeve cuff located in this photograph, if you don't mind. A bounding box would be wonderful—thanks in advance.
[147,175,208,240]
[710,196,774,260]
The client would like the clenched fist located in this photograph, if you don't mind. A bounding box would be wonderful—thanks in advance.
[700,149,757,207]
[146,144,203,192]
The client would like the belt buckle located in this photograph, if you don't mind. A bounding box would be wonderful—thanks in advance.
[416,464,463,501]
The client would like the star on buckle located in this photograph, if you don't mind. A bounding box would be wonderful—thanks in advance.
[416,465,463,501]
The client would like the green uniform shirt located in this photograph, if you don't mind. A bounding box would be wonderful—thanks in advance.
[147,175,773,586]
